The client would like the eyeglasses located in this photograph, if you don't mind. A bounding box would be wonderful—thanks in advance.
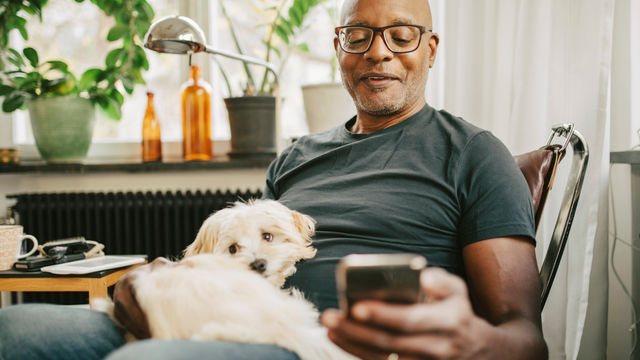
[335,25,430,54]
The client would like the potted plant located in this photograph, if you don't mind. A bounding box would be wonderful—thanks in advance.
[216,0,324,157]
[299,4,356,133]
[302,82,355,134]
[0,0,153,163]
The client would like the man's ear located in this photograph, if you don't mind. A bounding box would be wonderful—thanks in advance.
[428,33,439,67]
[334,36,339,52]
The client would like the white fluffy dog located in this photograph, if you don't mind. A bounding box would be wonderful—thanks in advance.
[131,254,355,360]
[104,199,356,360]
[183,199,317,287]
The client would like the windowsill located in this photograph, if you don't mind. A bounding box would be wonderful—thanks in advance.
[0,139,281,174]
[0,155,275,174]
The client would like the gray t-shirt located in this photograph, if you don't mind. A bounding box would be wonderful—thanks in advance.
[264,105,535,311]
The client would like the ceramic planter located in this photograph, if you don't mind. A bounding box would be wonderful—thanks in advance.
[224,96,277,158]
[302,82,356,133]
[28,96,95,163]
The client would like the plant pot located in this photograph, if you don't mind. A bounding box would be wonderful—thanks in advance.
[28,96,96,164]
[224,96,277,158]
[302,82,356,133]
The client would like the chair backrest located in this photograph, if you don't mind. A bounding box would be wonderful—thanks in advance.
[514,124,589,309]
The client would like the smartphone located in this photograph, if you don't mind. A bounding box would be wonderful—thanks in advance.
[13,253,86,272]
[336,253,427,316]
[13,256,56,271]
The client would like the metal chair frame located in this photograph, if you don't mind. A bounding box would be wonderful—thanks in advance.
[515,123,589,309]
[537,124,589,308]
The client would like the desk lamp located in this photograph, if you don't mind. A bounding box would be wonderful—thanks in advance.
[144,15,281,157]
[144,15,279,86]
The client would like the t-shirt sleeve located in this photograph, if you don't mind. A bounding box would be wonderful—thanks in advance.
[262,144,296,200]
[262,158,279,200]
[455,132,536,246]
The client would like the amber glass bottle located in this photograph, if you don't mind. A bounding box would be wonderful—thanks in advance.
[141,92,162,162]
[181,65,212,161]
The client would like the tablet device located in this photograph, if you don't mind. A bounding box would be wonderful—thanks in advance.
[41,255,146,275]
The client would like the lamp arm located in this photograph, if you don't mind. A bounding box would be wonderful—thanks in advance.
[204,46,279,86]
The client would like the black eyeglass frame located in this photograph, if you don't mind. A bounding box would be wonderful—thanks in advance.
[334,24,432,54]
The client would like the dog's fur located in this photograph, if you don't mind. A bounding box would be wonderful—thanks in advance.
[99,200,355,360]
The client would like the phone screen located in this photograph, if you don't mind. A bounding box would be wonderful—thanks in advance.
[336,254,427,315]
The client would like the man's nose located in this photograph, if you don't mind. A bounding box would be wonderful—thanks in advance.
[364,32,393,62]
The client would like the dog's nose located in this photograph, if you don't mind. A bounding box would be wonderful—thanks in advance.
[250,259,267,274]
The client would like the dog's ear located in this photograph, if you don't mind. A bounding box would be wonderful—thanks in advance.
[291,211,317,260]
[300,244,317,260]
[291,211,316,244]
[183,214,220,257]
[183,236,203,258]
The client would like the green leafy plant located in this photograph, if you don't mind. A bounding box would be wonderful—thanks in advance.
[219,0,324,96]
[0,0,154,119]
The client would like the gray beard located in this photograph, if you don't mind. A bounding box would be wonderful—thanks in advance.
[342,76,405,116]
[354,95,404,115]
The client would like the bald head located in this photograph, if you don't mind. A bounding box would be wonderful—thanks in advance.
[339,0,433,28]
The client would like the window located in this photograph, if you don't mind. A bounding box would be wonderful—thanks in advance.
[10,0,337,148]
[7,0,443,158]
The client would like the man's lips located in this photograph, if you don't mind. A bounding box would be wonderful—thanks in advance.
[359,72,400,87]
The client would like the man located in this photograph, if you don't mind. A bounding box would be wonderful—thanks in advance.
[0,0,546,359]
[263,0,547,358]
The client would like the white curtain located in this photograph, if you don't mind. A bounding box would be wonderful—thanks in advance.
[426,1,615,358]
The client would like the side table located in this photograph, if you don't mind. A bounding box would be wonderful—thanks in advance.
[0,261,147,309]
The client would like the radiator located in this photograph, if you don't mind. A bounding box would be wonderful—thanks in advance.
[7,189,263,305]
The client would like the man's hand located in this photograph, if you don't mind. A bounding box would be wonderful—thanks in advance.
[112,258,171,339]
[321,268,491,360]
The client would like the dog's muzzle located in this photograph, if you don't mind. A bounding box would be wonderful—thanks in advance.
[250,259,267,274]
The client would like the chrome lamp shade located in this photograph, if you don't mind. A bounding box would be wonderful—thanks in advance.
[144,15,206,54]
[143,15,278,85]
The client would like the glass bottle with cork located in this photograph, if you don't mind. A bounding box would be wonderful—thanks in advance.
[181,64,212,161]
[142,91,162,162]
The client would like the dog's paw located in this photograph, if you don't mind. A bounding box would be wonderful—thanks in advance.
[91,297,114,315]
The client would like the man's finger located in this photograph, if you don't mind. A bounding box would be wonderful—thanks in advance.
[323,309,406,359]
[420,267,468,301]
[350,297,469,334]
[322,309,462,359]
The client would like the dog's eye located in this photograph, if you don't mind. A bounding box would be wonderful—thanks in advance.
[262,233,273,242]
[228,244,238,254]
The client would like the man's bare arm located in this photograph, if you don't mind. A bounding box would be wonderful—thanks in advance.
[321,236,547,359]
[461,236,547,359]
